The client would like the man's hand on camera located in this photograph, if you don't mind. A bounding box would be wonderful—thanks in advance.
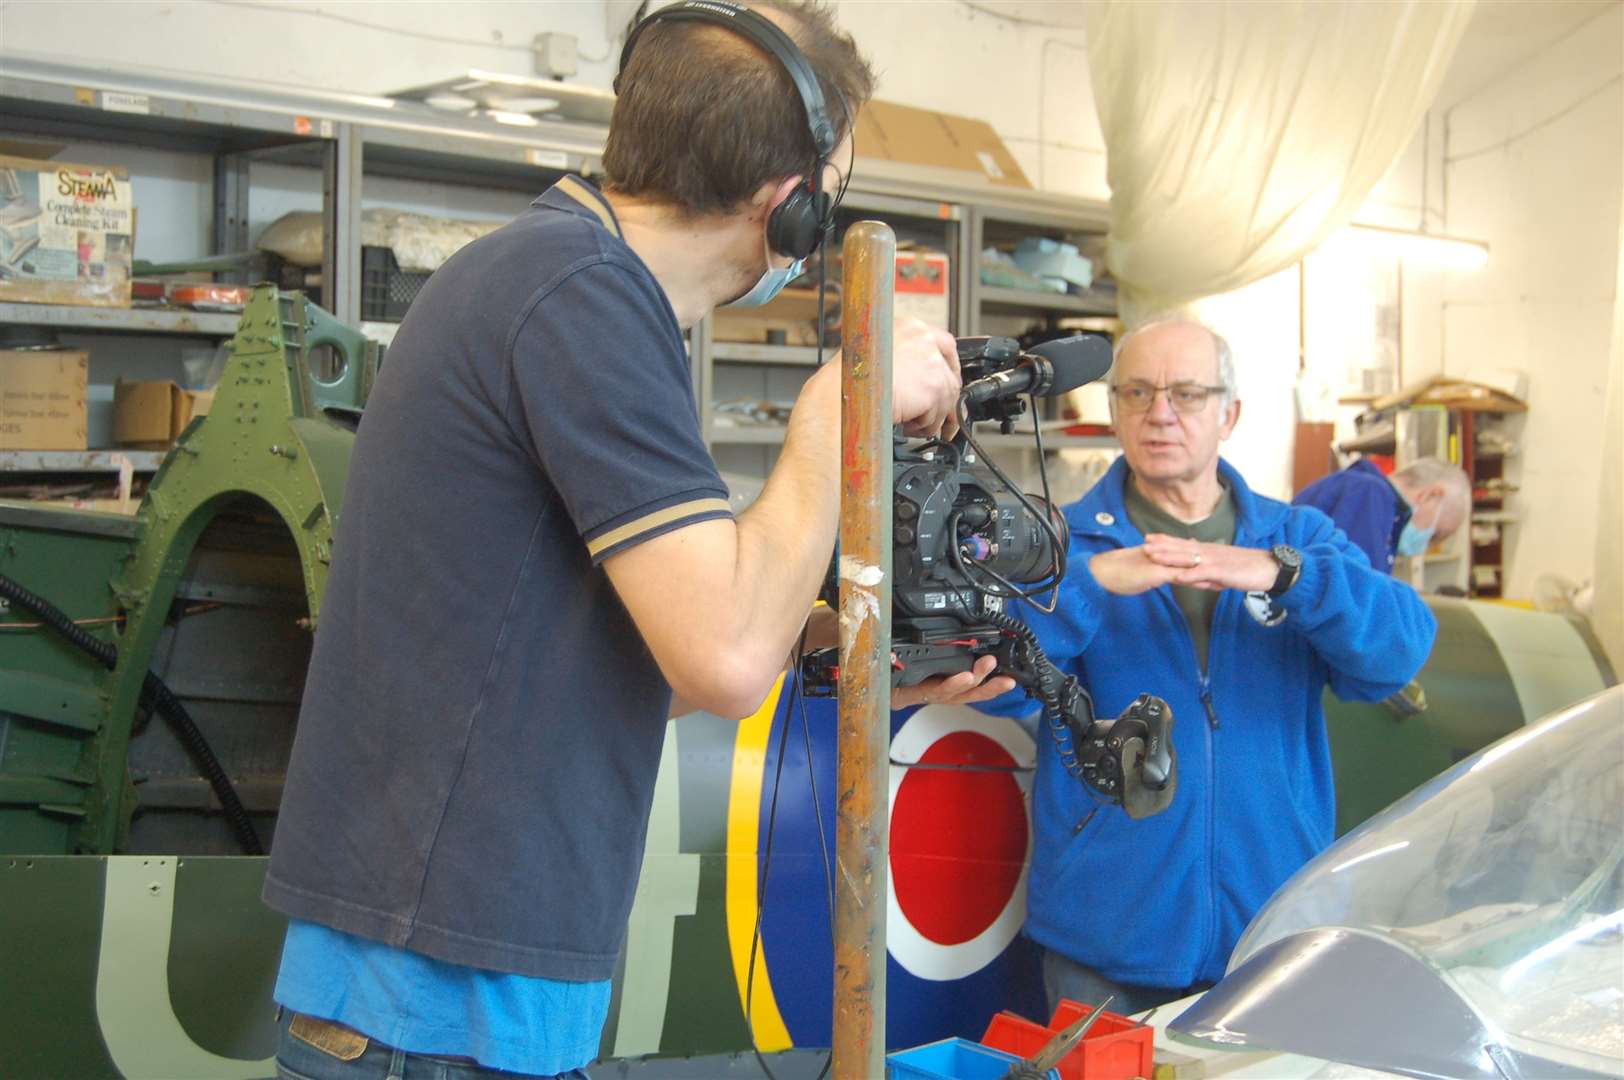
[1141,534,1277,592]
[890,318,962,439]
[890,654,1015,709]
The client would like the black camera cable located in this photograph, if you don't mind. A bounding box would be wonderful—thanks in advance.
[980,609,1129,836]
[0,571,263,855]
[953,398,1069,612]
[746,622,835,1080]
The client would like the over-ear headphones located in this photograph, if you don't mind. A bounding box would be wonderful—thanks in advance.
[616,0,843,260]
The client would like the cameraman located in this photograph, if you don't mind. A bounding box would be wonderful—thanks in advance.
[262,4,1005,1077]
[977,319,1436,1015]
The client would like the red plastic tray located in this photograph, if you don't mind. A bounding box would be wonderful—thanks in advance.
[980,1000,1153,1080]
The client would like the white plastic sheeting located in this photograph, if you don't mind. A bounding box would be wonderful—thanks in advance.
[1597,174,1624,674]
[1086,0,1475,324]
[256,209,500,271]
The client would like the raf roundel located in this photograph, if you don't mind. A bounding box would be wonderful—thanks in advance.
[887,705,1035,981]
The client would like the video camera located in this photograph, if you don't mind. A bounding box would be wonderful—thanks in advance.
[803,333,1178,819]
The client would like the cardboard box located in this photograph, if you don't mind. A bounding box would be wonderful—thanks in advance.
[854,100,1031,189]
[0,154,134,308]
[895,250,950,328]
[0,349,88,450]
[112,380,214,448]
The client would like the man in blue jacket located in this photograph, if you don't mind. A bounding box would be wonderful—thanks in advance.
[978,319,1437,1015]
[1293,456,1470,573]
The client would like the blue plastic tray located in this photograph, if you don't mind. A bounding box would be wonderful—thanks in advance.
[887,1037,1060,1080]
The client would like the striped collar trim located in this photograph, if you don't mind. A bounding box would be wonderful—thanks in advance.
[552,176,621,238]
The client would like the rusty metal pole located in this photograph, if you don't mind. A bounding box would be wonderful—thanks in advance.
[832,221,894,1079]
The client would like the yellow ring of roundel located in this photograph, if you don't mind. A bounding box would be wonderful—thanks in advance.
[724,674,793,1049]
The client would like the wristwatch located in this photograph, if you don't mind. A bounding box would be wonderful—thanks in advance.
[1267,544,1303,598]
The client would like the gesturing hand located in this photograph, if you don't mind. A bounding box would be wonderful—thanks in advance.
[1087,546,1181,596]
[1140,534,1278,592]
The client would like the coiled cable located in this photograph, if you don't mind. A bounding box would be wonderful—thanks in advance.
[0,571,264,855]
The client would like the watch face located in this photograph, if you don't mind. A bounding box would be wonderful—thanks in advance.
[1273,544,1302,569]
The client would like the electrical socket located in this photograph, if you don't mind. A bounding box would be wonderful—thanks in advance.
[533,32,579,79]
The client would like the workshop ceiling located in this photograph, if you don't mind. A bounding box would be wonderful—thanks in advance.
[964,0,1615,113]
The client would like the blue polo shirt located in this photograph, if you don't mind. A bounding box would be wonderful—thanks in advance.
[265,176,731,1033]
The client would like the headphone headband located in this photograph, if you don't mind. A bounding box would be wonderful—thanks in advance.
[615,1,838,159]
[616,1,845,260]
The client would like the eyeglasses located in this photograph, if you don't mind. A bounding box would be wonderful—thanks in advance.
[1109,380,1227,414]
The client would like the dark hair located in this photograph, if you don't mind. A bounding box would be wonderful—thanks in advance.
[602,1,874,216]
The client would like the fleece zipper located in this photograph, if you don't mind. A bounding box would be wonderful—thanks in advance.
[1158,581,1223,981]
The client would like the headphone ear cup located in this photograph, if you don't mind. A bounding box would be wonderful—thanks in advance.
[766,183,828,262]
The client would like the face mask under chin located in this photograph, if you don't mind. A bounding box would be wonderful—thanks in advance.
[724,234,805,309]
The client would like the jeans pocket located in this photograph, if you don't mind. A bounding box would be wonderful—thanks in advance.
[275,1061,326,1080]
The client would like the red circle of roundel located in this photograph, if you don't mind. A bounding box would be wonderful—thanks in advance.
[890,730,1027,945]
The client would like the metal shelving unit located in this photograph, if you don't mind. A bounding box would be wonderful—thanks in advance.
[709,342,821,367]
[708,426,791,446]
[966,201,1112,337]
[977,285,1117,317]
[0,449,165,473]
[1,53,1117,486]
[0,302,240,337]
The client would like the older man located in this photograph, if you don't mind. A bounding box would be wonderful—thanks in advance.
[1294,456,1472,573]
[977,319,1437,1014]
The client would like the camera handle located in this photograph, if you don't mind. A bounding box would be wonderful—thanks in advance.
[987,611,1177,820]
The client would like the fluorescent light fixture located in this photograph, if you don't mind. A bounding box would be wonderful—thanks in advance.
[483,109,541,128]
[1344,223,1490,270]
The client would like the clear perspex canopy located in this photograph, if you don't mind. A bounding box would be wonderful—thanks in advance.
[1182,686,1624,1077]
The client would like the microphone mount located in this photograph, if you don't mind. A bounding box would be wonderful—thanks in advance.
[956,334,1112,432]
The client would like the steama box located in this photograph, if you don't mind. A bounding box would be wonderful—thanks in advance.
[0,155,134,308]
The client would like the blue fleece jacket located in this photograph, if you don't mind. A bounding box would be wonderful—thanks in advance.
[977,456,1436,988]
[1292,459,1408,573]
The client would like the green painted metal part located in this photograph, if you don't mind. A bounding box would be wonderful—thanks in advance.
[1323,598,1613,835]
[0,286,376,855]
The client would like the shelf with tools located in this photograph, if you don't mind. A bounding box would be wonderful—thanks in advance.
[698,188,1119,491]
[0,303,240,337]
[699,186,971,478]
[0,449,165,473]
[2,56,1119,501]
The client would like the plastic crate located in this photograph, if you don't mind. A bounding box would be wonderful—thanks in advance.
[886,1037,1057,1080]
[361,245,432,323]
[981,1000,1153,1080]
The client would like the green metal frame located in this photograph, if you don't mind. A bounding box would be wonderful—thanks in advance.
[0,287,376,854]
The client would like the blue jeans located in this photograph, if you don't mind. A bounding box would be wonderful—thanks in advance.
[1041,948,1212,1018]
[274,1009,591,1080]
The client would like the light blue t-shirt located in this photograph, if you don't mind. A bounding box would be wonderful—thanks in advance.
[275,919,610,1076]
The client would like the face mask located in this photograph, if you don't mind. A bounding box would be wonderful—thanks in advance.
[1395,498,1437,557]
[724,235,805,309]
[1395,519,1435,558]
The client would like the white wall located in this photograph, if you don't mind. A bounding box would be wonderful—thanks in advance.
[0,1,1104,196]
[1438,4,1623,601]
[827,2,1105,198]
[1189,268,1301,501]
[0,1,620,99]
